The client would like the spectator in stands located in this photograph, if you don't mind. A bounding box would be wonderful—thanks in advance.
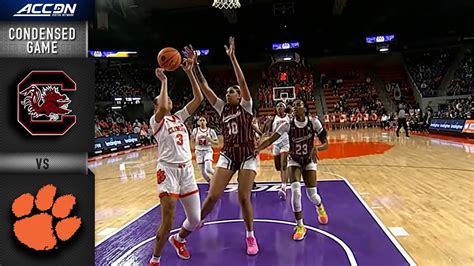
[405,49,455,97]
[447,48,473,96]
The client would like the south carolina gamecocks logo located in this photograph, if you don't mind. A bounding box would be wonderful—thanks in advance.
[17,71,77,136]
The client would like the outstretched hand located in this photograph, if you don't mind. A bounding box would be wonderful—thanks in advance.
[224,36,235,58]
[155,68,167,82]
[183,45,198,65]
[181,58,194,73]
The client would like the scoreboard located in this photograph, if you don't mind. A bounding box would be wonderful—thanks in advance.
[0,0,95,264]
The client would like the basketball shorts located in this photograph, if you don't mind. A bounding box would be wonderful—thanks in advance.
[272,142,290,156]
[156,161,199,198]
[216,153,257,172]
[287,155,317,171]
[195,149,213,164]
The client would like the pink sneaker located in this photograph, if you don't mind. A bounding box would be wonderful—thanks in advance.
[246,236,259,255]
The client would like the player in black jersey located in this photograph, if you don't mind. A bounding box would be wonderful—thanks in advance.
[181,38,259,255]
[257,99,329,241]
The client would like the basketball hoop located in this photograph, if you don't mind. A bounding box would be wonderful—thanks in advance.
[212,0,241,9]
[280,93,289,105]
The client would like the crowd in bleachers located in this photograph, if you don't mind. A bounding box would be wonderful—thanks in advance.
[433,97,473,119]
[92,46,474,155]
[258,62,314,107]
[321,68,386,119]
[128,68,161,100]
[95,69,142,101]
[94,105,155,145]
[405,48,456,97]
[322,101,433,133]
[447,48,473,96]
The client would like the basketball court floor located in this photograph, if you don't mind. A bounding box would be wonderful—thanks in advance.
[92,129,474,266]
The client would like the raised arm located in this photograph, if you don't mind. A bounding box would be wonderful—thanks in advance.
[225,37,251,101]
[184,45,219,105]
[153,68,170,123]
[181,58,203,115]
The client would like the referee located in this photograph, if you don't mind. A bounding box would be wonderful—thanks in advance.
[396,104,410,138]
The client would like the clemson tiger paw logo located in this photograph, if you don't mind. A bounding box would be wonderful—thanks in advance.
[11,184,82,251]
[157,170,166,184]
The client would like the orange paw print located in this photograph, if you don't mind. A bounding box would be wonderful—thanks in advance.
[11,184,82,251]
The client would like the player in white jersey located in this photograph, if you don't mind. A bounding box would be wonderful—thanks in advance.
[191,117,218,183]
[148,59,203,266]
[265,101,290,200]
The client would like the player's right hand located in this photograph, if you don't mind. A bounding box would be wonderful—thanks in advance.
[155,68,167,82]
[224,36,236,58]
[181,58,194,73]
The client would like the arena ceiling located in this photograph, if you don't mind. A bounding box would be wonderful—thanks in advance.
[91,0,474,61]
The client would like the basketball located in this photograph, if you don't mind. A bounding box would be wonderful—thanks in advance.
[157,47,182,72]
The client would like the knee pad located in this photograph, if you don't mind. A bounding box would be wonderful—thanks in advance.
[291,182,302,212]
[182,197,201,231]
[306,187,321,205]
[183,215,200,231]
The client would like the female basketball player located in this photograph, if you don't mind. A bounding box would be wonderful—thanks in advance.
[257,99,329,241]
[264,101,290,200]
[191,117,218,183]
[148,59,203,266]
[181,37,260,255]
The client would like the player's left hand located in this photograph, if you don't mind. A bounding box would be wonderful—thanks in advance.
[183,45,198,64]
[224,36,236,58]
[155,68,167,82]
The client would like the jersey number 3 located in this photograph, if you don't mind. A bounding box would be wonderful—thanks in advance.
[176,134,184,145]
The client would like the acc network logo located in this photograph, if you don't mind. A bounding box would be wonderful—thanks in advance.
[14,3,77,17]
[17,71,77,136]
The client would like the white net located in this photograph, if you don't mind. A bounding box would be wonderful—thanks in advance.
[212,0,241,9]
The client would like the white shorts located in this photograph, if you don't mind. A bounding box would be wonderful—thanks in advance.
[195,149,213,164]
[287,156,318,171]
[272,142,290,156]
[156,161,199,198]
[216,153,257,172]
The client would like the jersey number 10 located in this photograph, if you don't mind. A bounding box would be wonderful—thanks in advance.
[226,122,238,135]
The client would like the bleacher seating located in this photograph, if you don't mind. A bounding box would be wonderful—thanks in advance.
[376,65,416,106]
